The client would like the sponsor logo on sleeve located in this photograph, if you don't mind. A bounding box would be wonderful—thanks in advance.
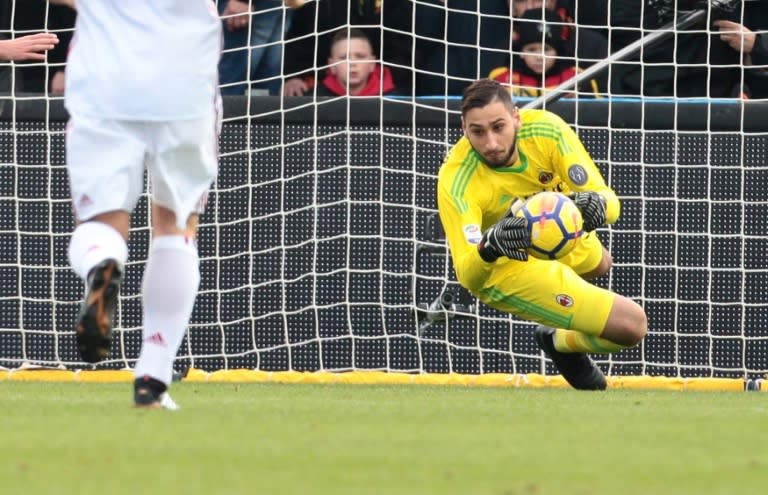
[463,224,482,245]
[567,164,588,186]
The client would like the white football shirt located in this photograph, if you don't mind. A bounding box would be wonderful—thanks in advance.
[65,0,222,121]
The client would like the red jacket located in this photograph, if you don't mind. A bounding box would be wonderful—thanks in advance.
[318,63,397,96]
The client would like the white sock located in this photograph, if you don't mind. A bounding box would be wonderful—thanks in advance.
[134,235,200,385]
[68,221,128,280]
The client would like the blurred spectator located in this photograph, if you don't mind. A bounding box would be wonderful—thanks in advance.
[414,0,509,96]
[217,0,292,95]
[714,20,767,66]
[510,0,558,16]
[0,0,74,94]
[510,0,610,34]
[282,0,414,96]
[489,9,601,98]
[0,32,58,61]
[714,1,768,99]
[608,0,746,97]
[507,0,609,68]
[316,28,396,96]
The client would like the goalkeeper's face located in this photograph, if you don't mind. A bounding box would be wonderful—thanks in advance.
[462,101,522,169]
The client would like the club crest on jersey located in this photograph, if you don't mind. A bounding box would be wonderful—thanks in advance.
[463,224,482,244]
[538,170,554,184]
[555,294,574,307]
[568,165,588,186]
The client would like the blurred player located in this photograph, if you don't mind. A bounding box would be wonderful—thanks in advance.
[437,79,647,390]
[59,0,222,408]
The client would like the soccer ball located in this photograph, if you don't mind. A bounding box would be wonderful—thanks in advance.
[515,192,583,260]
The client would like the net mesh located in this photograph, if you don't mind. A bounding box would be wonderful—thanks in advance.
[0,0,766,380]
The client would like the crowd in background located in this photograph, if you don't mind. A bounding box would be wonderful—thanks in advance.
[0,0,766,99]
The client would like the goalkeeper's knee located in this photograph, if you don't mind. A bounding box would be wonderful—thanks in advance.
[601,296,647,347]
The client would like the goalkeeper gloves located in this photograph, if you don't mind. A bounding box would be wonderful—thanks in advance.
[569,191,607,232]
[477,216,531,262]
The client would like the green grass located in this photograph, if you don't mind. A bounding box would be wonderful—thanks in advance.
[1,382,767,495]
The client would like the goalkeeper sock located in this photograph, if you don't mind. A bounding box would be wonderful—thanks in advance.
[553,328,630,354]
[68,221,128,280]
[134,235,200,385]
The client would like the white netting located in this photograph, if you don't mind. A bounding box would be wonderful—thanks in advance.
[0,0,767,379]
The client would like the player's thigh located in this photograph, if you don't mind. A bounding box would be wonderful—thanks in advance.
[66,114,146,222]
[558,230,604,276]
[146,112,219,231]
[479,258,615,335]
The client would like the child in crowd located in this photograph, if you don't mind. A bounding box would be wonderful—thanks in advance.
[490,9,600,98]
[316,28,397,97]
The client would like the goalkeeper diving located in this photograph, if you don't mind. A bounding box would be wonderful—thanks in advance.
[437,79,647,390]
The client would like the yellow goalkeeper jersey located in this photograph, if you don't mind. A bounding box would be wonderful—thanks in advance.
[437,108,620,293]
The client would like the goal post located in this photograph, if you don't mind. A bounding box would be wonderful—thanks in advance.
[1,0,767,390]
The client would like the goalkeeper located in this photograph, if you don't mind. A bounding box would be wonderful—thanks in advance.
[437,79,647,390]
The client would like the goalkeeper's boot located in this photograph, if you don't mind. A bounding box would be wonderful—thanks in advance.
[534,325,607,390]
[75,258,123,363]
[134,375,180,410]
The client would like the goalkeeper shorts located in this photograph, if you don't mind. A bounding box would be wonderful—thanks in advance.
[478,232,614,336]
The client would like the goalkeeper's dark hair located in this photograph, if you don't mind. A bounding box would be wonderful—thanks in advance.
[461,79,516,117]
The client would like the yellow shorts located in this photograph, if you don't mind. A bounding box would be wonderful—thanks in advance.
[477,232,615,335]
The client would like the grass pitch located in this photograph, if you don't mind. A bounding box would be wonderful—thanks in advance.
[1,382,766,495]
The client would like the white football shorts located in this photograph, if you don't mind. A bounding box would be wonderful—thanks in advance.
[66,111,220,229]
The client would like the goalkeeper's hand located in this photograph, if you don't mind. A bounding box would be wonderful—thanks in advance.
[477,216,531,262]
[569,191,607,232]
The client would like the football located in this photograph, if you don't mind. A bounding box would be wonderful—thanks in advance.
[515,192,583,260]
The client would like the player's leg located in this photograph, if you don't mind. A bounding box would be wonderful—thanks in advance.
[479,259,606,389]
[578,247,611,280]
[533,291,646,390]
[551,231,647,352]
[133,114,218,408]
[546,294,646,351]
[69,211,130,363]
[479,254,646,389]
[559,231,611,280]
[133,207,200,409]
[66,115,145,362]
[537,277,646,388]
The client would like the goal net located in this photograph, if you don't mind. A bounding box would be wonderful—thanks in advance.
[1,0,767,384]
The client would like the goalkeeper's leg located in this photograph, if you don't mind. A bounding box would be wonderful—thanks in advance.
[536,253,646,389]
[550,295,646,353]
[479,250,647,389]
[553,231,647,353]
[540,295,646,390]
[534,293,646,390]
